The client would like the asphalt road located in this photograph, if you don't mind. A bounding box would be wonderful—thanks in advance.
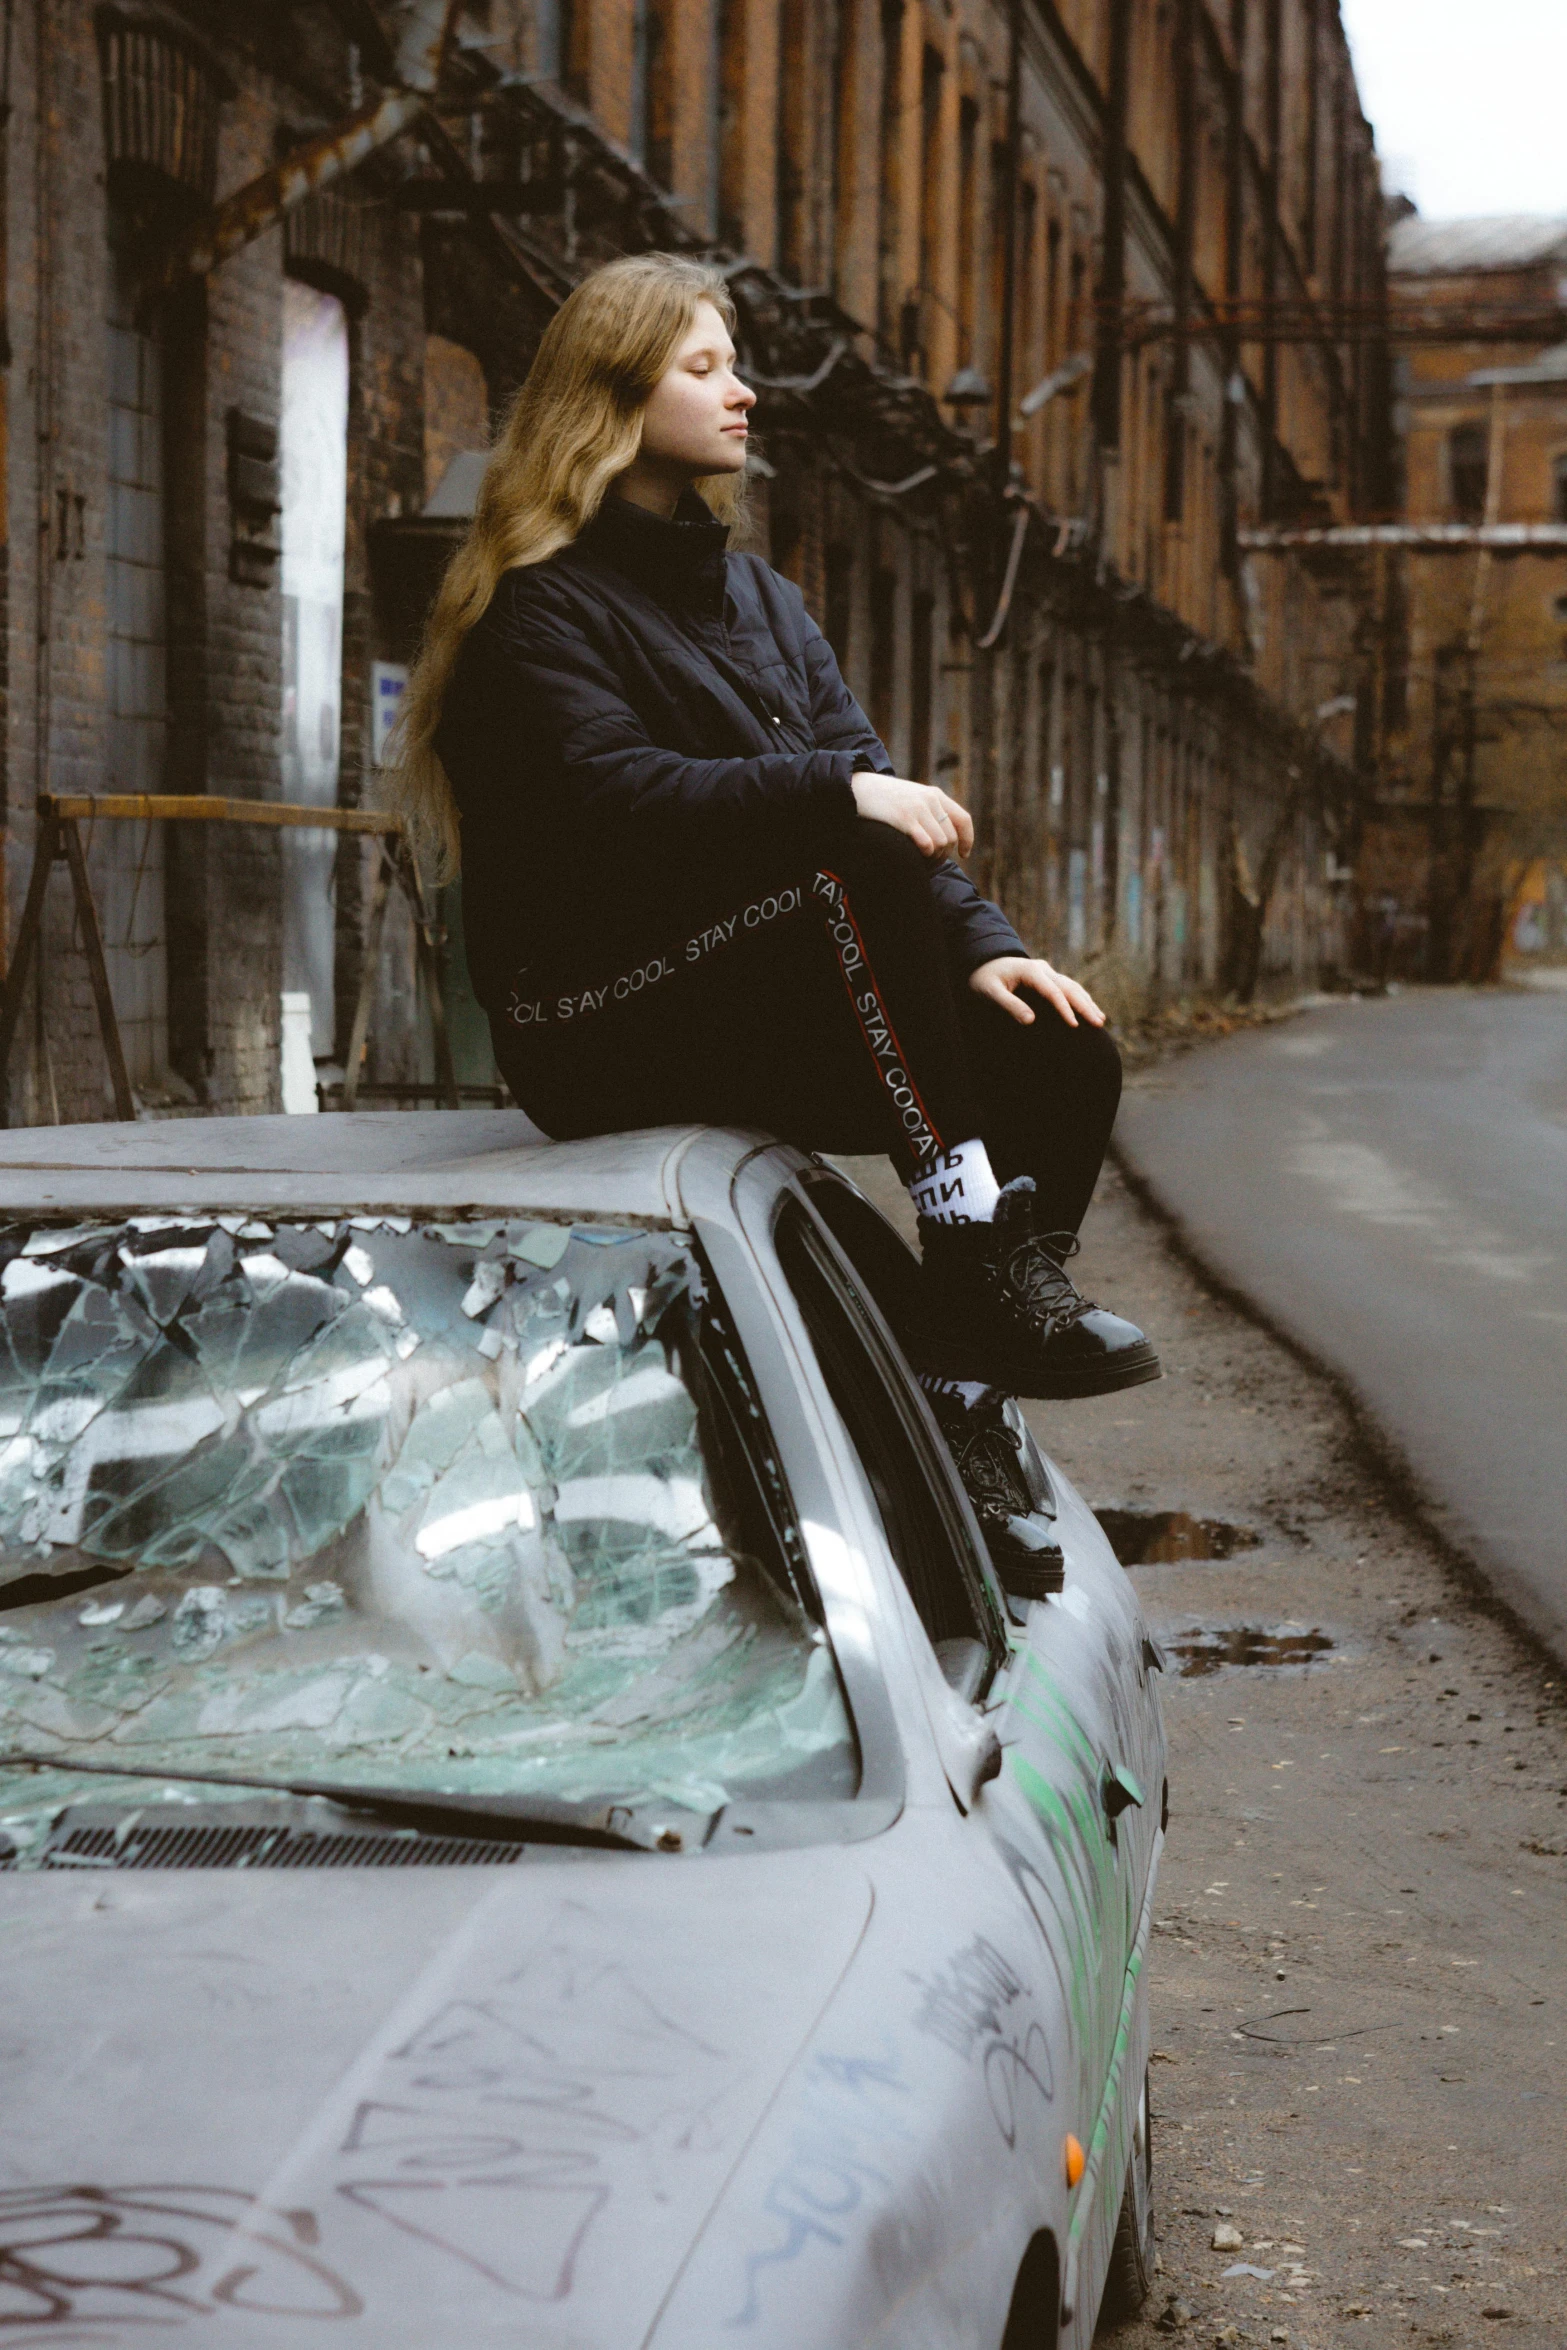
[1114,986,1567,1666]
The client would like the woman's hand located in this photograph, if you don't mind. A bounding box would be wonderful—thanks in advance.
[852,772,974,859]
[969,955,1106,1029]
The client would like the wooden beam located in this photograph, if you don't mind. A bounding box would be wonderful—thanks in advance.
[59,820,136,1122]
[39,793,403,836]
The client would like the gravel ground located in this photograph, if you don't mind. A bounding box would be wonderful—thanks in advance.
[836,1138,1567,2349]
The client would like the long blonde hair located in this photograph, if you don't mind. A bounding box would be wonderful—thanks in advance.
[386,253,742,876]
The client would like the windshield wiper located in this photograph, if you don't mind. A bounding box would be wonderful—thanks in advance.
[0,1753,705,1852]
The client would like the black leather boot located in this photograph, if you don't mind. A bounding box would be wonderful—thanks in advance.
[913,1176,1161,1400]
[920,1378,1065,1591]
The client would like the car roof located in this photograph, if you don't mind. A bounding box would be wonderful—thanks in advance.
[0,1112,763,1224]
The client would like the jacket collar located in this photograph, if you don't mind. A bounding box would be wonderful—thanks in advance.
[578,489,729,617]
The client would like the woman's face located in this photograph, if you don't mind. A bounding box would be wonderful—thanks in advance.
[637,300,756,480]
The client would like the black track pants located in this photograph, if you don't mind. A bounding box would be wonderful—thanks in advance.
[494,821,1123,1234]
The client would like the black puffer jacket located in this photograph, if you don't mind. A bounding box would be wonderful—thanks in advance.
[437,490,1025,1014]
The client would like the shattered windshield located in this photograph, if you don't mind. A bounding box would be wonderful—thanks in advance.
[0,1214,855,1858]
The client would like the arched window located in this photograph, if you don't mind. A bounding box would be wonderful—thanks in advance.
[1448,421,1488,521]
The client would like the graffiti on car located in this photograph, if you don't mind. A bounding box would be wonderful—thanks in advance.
[909,1933,1054,2147]
[0,2183,360,2328]
[730,2039,913,2327]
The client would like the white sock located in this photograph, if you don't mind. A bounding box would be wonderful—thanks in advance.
[919,1375,994,1409]
[908,1137,1001,1224]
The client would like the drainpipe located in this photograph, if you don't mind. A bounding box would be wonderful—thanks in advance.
[148,0,464,305]
[153,87,426,299]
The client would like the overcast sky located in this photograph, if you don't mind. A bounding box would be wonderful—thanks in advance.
[1339,0,1567,220]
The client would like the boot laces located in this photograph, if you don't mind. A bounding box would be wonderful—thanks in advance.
[928,1397,1030,1522]
[1000,1228,1096,1334]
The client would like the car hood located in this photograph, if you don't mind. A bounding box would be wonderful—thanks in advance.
[0,1844,874,2347]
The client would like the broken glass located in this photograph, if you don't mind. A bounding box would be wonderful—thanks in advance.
[0,1217,854,1862]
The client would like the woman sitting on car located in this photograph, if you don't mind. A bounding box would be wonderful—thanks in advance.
[389,253,1157,1406]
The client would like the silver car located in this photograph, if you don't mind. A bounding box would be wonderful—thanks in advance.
[0,1113,1166,2349]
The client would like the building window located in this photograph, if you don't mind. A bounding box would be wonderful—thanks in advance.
[957,96,979,367]
[829,0,858,301]
[633,0,675,185]
[1045,212,1062,371]
[424,335,489,507]
[914,45,943,373]
[1018,175,1039,385]
[99,15,220,204]
[1554,452,1567,525]
[877,0,904,347]
[717,0,745,247]
[1448,421,1488,521]
[776,0,809,278]
[556,0,590,103]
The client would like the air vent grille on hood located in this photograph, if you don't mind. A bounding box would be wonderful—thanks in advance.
[6,1819,527,1871]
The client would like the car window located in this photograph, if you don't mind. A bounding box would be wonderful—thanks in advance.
[0,1214,857,1857]
[774,1197,1005,1693]
[799,1169,924,1354]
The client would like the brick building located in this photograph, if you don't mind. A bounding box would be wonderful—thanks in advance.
[1,0,1393,1127]
[1354,214,1567,979]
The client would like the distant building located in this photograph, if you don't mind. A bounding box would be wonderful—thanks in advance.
[1361,213,1567,979]
[2,2,1395,1130]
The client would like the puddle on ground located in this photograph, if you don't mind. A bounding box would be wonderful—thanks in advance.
[1095,1507,1263,1566]
[1169,1625,1335,1677]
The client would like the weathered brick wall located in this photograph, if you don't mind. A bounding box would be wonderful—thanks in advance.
[2,7,289,1121]
[1,5,455,1124]
[0,0,1395,1140]
[8,2,114,1123]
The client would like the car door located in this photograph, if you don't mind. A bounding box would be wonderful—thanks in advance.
[781,1173,1162,2301]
